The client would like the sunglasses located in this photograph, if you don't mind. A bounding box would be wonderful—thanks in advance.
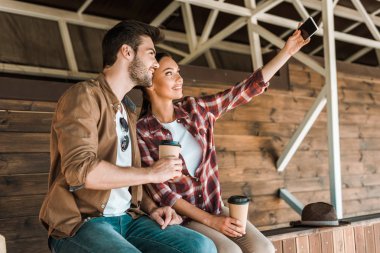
[120,117,129,152]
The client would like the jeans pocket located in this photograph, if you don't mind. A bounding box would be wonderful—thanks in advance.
[49,237,64,253]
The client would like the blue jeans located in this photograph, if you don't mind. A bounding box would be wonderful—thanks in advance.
[49,214,216,253]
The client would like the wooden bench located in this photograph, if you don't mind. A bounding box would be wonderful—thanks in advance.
[263,213,380,253]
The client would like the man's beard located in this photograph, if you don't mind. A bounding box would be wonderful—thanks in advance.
[129,56,152,87]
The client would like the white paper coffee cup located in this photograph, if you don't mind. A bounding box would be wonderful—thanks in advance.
[159,140,181,159]
[228,195,250,232]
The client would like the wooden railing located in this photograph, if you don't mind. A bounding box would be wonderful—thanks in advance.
[265,215,380,253]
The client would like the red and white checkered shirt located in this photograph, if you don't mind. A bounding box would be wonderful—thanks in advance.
[137,69,269,216]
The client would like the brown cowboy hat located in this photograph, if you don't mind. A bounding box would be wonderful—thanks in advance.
[290,202,350,227]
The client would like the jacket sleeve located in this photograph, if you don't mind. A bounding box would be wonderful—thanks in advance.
[53,84,101,189]
[196,68,269,120]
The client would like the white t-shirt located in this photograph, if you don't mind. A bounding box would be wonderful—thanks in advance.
[103,104,132,216]
[162,121,202,176]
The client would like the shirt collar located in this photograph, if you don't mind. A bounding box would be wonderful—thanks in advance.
[144,102,190,134]
[173,102,189,119]
[96,73,136,114]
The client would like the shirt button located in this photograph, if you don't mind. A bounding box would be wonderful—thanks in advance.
[198,194,202,198]
[195,178,199,182]
[101,204,105,209]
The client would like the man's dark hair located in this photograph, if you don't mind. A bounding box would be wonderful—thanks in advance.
[102,20,164,68]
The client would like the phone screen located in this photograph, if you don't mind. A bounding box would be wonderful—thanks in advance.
[299,17,318,40]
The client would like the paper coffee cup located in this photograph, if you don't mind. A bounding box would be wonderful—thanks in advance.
[159,140,181,159]
[0,234,6,253]
[228,195,250,232]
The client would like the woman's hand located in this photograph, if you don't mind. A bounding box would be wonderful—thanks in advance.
[261,25,310,83]
[283,29,310,56]
[208,215,245,237]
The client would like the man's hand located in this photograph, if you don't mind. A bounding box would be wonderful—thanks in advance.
[148,158,182,183]
[150,206,183,229]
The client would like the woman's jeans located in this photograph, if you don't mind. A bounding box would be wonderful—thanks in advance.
[49,214,216,253]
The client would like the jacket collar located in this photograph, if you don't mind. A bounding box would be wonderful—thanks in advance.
[96,73,136,113]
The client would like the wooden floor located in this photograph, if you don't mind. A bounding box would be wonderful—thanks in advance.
[266,216,380,253]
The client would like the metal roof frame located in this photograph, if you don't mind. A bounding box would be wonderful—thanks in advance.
[1,0,380,219]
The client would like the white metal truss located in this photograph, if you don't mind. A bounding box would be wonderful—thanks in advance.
[245,0,263,70]
[345,47,373,63]
[299,0,339,55]
[58,20,78,72]
[1,0,380,219]
[181,2,197,53]
[277,85,328,172]
[279,188,304,215]
[150,1,181,27]
[1,0,379,73]
[346,1,380,65]
[341,7,380,63]
[179,16,248,64]
[301,0,380,26]
[322,0,343,219]
[77,0,93,15]
[251,23,325,75]
[291,0,310,20]
[199,1,222,69]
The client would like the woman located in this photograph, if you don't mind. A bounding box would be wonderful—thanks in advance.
[137,29,309,253]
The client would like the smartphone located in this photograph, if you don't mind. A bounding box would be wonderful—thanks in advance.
[298,16,318,40]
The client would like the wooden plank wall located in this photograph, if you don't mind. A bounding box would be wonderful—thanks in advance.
[0,62,380,252]
[183,63,380,230]
[187,62,380,229]
[268,219,380,253]
[216,63,380,230]
[0,100,55,253]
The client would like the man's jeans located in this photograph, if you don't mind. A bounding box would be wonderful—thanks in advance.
[49,214,217,253]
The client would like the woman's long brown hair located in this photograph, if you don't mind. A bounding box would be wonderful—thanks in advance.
[138,52,172,119]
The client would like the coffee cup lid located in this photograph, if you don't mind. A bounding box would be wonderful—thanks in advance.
[227,195,250,205]
[159,140,181,147]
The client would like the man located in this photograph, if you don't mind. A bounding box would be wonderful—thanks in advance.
[39,20,217,253]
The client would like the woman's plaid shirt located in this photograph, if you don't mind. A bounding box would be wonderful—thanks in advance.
[137,69,269,216]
